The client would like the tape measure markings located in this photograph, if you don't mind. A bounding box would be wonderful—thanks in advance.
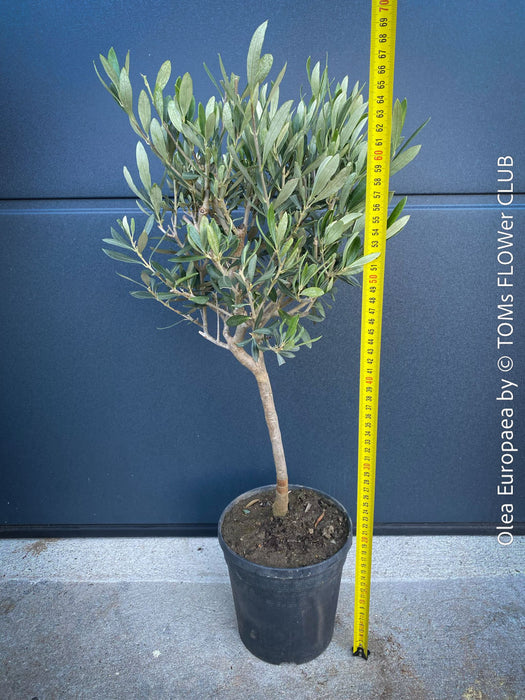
[353,0,398,660]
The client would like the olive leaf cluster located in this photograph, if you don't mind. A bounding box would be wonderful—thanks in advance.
[96,21,423,365]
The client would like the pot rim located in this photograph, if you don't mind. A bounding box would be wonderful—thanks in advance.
[218,484,352,578]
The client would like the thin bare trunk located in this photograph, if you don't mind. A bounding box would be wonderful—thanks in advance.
[253,354,289,517]
[225,329,289,516]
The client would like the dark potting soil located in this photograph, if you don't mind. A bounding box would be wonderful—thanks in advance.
[221,487,350,568]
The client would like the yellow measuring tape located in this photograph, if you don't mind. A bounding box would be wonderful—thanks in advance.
[353,0,397,660]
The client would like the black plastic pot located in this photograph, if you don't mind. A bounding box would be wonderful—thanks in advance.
[218,484,352,665]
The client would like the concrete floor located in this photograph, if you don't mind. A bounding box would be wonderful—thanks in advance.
[0,536,523,699]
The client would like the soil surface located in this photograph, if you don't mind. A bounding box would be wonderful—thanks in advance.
[221,487,350,568]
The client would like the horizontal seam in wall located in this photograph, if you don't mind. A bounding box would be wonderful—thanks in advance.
[0,198,523,216]
[1,192,524,202]
[1,522,524,538]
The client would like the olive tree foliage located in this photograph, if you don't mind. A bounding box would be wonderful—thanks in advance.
[96,21,421,367]
[95,22,424,516]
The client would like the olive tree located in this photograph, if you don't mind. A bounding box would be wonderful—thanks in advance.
[96,21,424,516]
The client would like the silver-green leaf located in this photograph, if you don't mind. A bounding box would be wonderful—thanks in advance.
[301,287,324,298]
[247,21,268,88]
[118,68,133,113]
[179,72,193,117]
[273,178,299,210]
[138,90,151,133]
[155,60,171,91]
[311,155,340,199]
[262,100,292,165]
[137,230,148,254]
[150,119,168,160]
[136,141,151,190]
[390,145,421,176]
[386,214,410,240]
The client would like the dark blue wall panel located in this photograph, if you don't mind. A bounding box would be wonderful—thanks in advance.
[0,1,523,198]
[0,1,523,529]
[1,198,522,526]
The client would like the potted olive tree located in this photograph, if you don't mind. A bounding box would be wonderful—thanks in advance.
[96,22,423,664]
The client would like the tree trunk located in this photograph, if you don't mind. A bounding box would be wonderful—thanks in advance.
[224,328,289,516]
[253,354,289,516]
